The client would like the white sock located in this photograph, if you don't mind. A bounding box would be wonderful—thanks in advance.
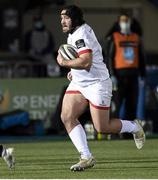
[69,124,92,159]
[120,120,139,133]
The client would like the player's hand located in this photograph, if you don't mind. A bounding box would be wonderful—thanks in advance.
[67,71,72,81]
[57,51,65,66]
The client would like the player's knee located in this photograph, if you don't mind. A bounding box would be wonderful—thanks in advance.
[60,111,73,125]
[60,112,68,124]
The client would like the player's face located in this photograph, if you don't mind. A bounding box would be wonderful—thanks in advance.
[60,10,72,33]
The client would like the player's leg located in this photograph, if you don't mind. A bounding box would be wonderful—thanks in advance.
[61,92,88,133]
[90,106,122,133]
[87,79,145,149]
[61,90,95,171]
[90,106,136,133]
[85,79,121,133]
[0,144,15,169]
[90,105,145,149]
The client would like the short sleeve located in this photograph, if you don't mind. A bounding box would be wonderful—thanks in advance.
[74,31,92,56]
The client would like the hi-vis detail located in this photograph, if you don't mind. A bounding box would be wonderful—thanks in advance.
[113,32,140,69]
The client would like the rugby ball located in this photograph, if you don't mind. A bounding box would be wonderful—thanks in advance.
[59,44,79,60]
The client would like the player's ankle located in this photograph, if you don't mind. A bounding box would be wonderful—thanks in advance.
[80,152,92,159]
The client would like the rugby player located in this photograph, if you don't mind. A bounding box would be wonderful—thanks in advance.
[57,5,145,171]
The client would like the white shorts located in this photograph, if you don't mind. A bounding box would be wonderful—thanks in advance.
[66,78,112,110]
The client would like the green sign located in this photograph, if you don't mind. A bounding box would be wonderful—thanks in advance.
[0,78,68,120]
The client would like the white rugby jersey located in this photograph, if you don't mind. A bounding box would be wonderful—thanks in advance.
[67,23,109,87]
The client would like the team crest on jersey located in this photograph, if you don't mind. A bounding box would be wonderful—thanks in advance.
[75,39,86,49]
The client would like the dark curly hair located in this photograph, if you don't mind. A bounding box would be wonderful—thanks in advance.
[61,5,85,29]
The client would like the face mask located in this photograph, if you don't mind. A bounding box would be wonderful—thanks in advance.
[119,21,131,34]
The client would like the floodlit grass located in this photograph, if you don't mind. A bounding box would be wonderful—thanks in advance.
[0,138,158,178]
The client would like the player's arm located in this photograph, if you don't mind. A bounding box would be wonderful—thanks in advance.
[57,51,92,70]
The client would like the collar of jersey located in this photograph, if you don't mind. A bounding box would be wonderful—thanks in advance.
[69,23,86,37]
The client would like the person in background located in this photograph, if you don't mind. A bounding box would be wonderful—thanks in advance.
[105,13,146,134]
[24,15,59,77]
[0,144,15,169]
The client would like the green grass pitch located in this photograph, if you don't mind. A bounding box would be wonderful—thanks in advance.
[1,138,158,178]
